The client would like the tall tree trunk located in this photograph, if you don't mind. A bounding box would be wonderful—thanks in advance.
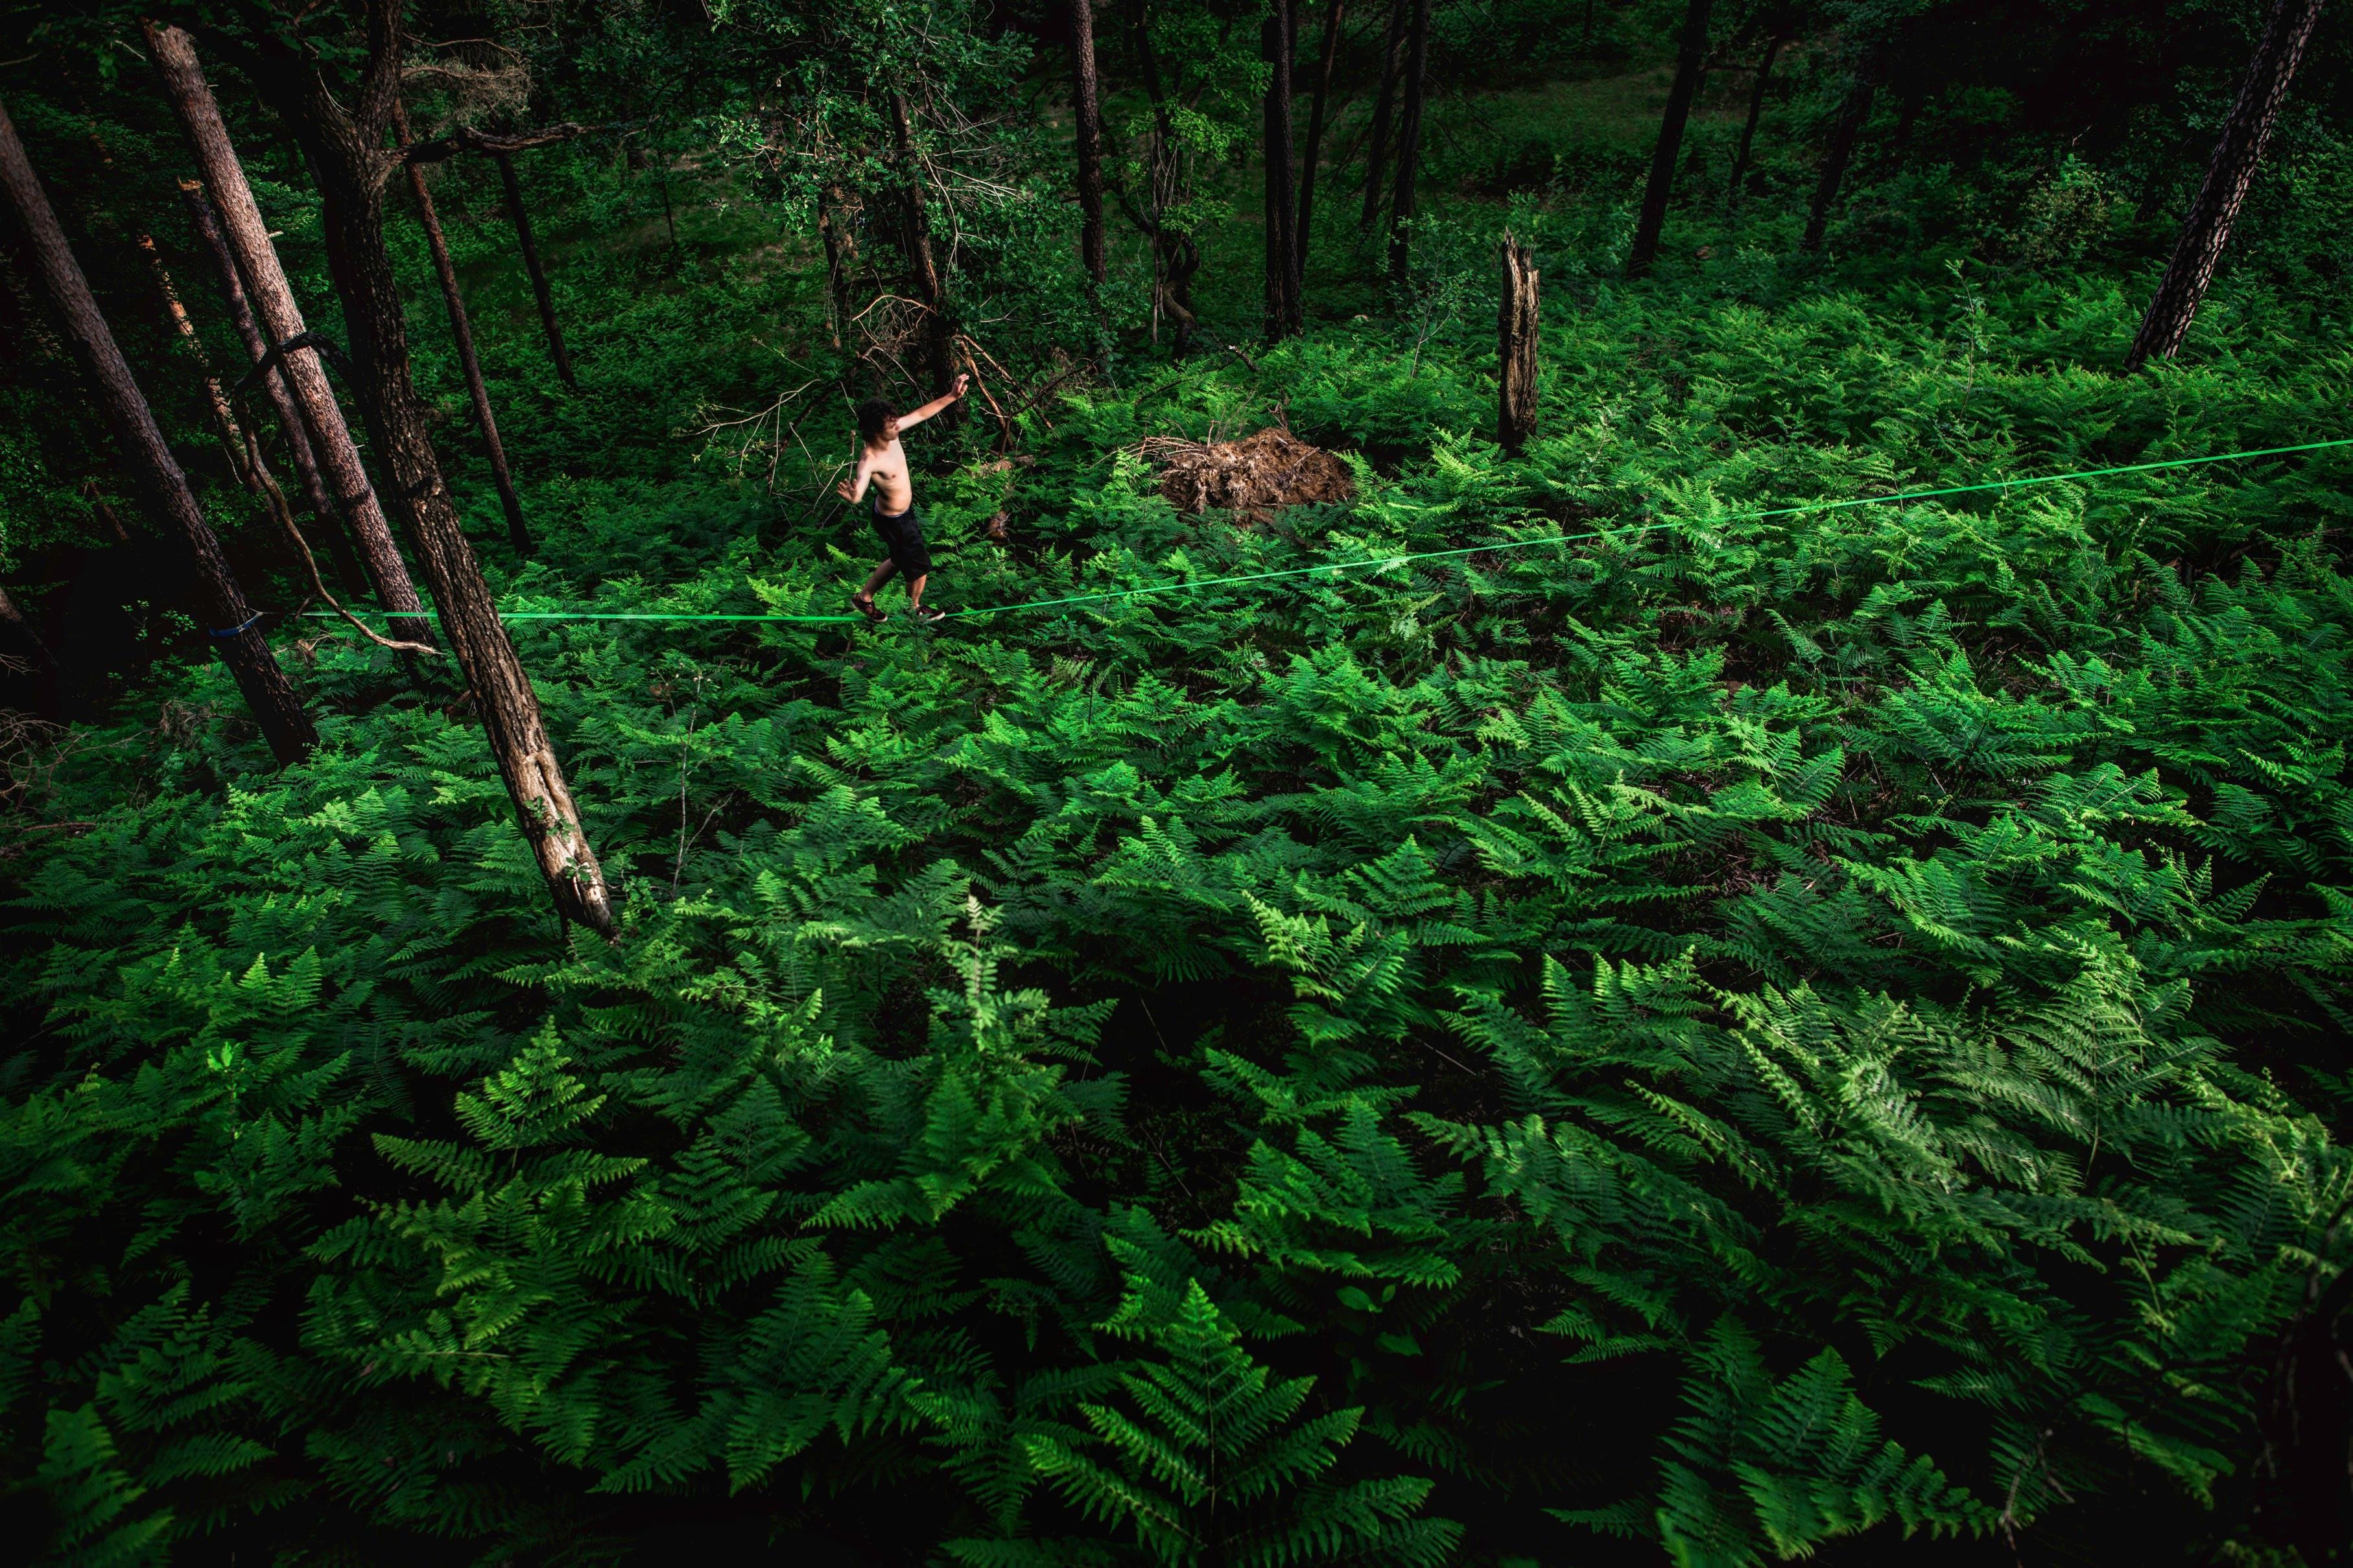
[1800,71,1876,253]
[394,101,532,556]
[1296,0,1346,273]
[1627,0,1713,275]
[1358,0,1409,232]
[178,178,364,595]
[150,25,434,646]
[237,9,616,937]
[0,97,314,766]
[493,150,579,389]
[1262,2,1302,340]
[1497,234,1539,455]
[1727,27,1786,211]
[2126,0,2326,369]
[1386,0,1434,287]
[890,91,959,412]
[1068,0,1109,288]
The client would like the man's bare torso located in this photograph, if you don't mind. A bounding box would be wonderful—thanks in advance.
[861,439,913,515]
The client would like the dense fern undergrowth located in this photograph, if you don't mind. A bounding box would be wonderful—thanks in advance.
[8,218,2353,1564]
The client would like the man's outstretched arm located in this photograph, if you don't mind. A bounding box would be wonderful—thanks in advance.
[893,372,972,431]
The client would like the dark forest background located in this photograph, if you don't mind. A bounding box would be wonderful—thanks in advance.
[4,1,2353,1563]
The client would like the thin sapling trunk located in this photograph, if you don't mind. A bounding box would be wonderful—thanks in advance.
[1359,0,1408,231]
[493,150,579,388]
[394,100,532,555]
[1297,0,1345,273]
[1386,0,1434,287]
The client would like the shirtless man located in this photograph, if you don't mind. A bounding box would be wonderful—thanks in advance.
[837,374,970,624]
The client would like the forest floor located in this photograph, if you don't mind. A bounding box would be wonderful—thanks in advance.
[5,40,2353,1566]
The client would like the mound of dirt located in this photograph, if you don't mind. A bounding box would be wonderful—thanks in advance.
[1144,427,1355,518]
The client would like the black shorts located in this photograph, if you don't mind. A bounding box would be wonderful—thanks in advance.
[872,504,932,577]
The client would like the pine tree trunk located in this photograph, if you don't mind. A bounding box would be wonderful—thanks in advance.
[1801,73,1876,253]
[1296,0,1346,274]
[178,179,366,596]
[0,97,314,766]
[2126,0,2326,370]
[1497,235,1539,455]
[494,150,578,389]
[150,25,434,646]
[890,91,960,413]
[1358,0,1409,232]
[1386,0,1434,287]
[1262,3,1302,340]
[1069,0,1109,288]
[394,101,532,556]
[240,7,617,938]
[1628,0,1713,276]
[1727,29,1786,211]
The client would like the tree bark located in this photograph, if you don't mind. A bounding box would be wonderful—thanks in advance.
[1068,0,1109,288]
[2126,0,2326,370]
[1358,0,1409,232]
[1262,3,1302,340]
[1386,0,1434,287]
[150,25,434,646]
[394,100,532,556]
[493,150,579,390]
[1628,0,1713,276]
[178,178,365,595]
[890,91,959,411]
[1727,27,1787,211]
[0,96,314,766]
[234,8,617,937]
[1498,234,1539,455]
[1296,0,1346,274]
[0,581,61,679]
[1801,72,1877,253]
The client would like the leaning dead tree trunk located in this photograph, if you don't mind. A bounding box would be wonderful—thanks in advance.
[1386,0,1434,287]
[890,91,960,412]
[150,25,435,647]
[1498,235,1539,456]
[493,149,579,390]
[0,97,314,766]
[1359,0,1408,232]
[179,179,365,595]
[2126,0,2326,369]
[1295,0,1345,272]
[1628,0,1712,275]
[394,100,531,555]
[242,5,616,937]
[1262,0,1301,340]
[1801,69,1877,253]
[1068,0,1109,289]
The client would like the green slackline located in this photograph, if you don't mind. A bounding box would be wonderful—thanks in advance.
[305,436,2353,631]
